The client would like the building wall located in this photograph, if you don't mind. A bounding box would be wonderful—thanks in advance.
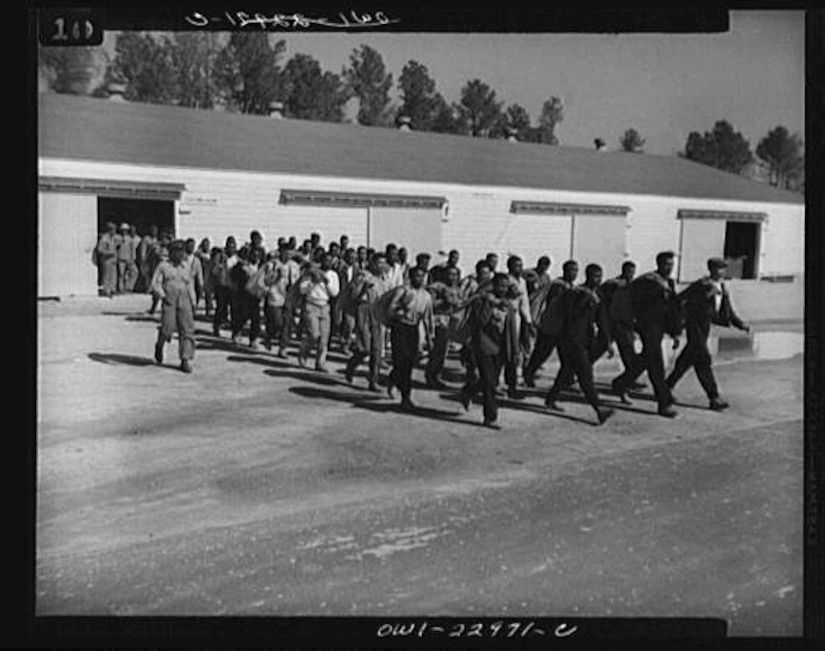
[40,158,804,295]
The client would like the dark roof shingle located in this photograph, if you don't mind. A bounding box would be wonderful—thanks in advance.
[38,93,802,205]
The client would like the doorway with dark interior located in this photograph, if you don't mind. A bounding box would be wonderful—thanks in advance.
[97,197,175,239]
[723,221,760,280]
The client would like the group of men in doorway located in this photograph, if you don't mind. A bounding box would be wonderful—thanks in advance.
[94,222,173,298]
[111,225,750,428]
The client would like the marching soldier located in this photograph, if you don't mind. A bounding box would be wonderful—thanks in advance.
[544,264,615,425]
[611,251,682,418]
[666,257,750,410]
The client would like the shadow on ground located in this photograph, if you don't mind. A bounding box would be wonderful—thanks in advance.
[288,385,483,428]
[88,352,159,367]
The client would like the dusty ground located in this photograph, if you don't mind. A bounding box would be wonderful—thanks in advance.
[36,294,804,636]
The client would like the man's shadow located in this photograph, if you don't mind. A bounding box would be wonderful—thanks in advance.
[88,352,178,371]
[288,386,481,427]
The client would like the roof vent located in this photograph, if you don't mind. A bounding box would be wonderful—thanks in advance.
[594,138,606,151]
[397,116,412,131]
[268,101,284,119]
[107,82,127,102]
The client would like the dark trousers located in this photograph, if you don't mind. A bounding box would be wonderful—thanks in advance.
[524,333,560,377]
[425,326,450,383]
[589,321,639,374]
[347,303,382,385]
[614,323,672,409]
[547,337,600,408]
[390,323,419,401]
[667,319,719,399]
[463,339,502,423]
[264,303,289,349]
[213,286,232,332]
[202,284,214,315]
[461,344,478,386]
[232,292,262,343]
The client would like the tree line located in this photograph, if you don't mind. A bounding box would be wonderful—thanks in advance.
[39,33,803,192]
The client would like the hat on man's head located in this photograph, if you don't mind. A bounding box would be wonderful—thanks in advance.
[708,257,729,271]
[168,239,185,253]
[119,223,130,231]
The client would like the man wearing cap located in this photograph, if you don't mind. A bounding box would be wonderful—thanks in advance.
[96,222,120,297]
[151,240,197,373]
[666,257,750,410]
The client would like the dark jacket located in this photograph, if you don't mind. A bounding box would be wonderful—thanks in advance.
[600,276,635,325]
[678,276,747,330]
[560,284,608,345]
[629,271,681,337]
[533,278,574,335]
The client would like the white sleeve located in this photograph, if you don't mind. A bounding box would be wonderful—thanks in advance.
[327,271,340,298]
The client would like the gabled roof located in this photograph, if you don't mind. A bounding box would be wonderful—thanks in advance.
[38,93,802,205]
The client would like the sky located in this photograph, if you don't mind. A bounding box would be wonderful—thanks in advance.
[100,10,805,156]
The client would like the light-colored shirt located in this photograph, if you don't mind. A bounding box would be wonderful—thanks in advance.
[386,262,405,289]
[96,233,119,260]
[300,268,340,307]
[263,260,291,307]
[508,274,533,326]
[392,286,434,326]
[710,278,723,313]
[150,260,196,305]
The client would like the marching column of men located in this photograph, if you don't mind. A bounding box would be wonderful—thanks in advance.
[96,223,751,428]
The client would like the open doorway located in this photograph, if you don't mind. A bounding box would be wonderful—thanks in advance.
[723,221,760,279]
[97,197,175,238]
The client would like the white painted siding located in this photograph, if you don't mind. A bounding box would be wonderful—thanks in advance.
[760,203,805,276]
[40,158,804,293]
[38,191,98,297]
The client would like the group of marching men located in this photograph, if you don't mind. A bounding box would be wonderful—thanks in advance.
[137,226,750,429]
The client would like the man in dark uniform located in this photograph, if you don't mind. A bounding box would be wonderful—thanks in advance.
[611,251,681,418]
[544,264,615,425]
[522,260,579,388]
[589,261,641,378]
[460,273,518,429]
[666,257,750,410]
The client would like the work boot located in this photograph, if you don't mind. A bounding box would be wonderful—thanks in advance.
[611,378,631,404]
[249,340,261,351]
[154,341,164,365]
[263,337,272,351]
[344,359,355,384]
[460,388,472,412]
[544,396,564,411]
[596,406,615,425]
[367,382,381,393]
[277,348,288,359]
[483,418,501,430]
[658,405,678,418]
[709,398,730,411]
[523,372,536,389]
[400,397,415,410]
[180,359,192,374]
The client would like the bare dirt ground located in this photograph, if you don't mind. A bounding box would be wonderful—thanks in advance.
[35,294,804,636]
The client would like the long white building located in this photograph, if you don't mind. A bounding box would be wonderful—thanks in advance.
[38,92,804,298]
